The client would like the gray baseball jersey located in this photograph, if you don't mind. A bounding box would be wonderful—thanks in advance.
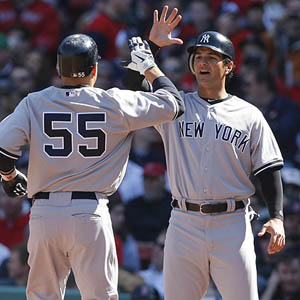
[0,85,179,198]
[155,91,283,200]
[155,91,283,300]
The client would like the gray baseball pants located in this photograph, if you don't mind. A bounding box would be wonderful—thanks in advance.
[163,203,259,300]
[26,192,118,300]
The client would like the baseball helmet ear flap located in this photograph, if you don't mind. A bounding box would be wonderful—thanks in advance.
[188,52,196,74]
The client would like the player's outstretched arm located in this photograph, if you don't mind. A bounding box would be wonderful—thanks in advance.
[149,5,183,47]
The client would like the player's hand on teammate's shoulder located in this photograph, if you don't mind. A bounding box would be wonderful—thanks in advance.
[257,218,285,255]
[149,5,183,47]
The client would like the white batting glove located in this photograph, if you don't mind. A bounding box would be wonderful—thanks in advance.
[1,168,28,198]
[122,36,156,75]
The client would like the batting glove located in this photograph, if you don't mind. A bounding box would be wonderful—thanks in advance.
[121,36,156,75]
[1,168,28,198]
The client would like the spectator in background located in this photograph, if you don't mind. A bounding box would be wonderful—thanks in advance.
[108,192,145,293]
[0,33,13,95]
[215,1,252,73]
[118,160,144,203]
[10,66,37,100]
[125,162,171,269]
[160,56,188,91]
[108,192,141,272]
[6,24,32,66]
[241,67,300,166]
[242,1,276,70]
[0,243,10,273]
[6,243,29,286]
[131,283,161,300]
[130,127,166,167]
[278,40,300,106]
[179,0,214,44]
[138,230,166,299]
[261,252,300,300]
[24,49,52,90]
[0,0,62,56]
[84,0,133,60]
[0,184,30,250]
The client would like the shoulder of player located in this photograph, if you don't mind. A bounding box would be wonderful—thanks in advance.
[230,95,263,113]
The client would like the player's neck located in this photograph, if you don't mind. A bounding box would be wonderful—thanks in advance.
[197,88,228,100]
[61,76,96,87]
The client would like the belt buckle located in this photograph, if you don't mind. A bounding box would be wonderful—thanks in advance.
[199,201,210,215]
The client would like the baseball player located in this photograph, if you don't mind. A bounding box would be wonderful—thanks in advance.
[0,33,184,300]
[123,6,285,300]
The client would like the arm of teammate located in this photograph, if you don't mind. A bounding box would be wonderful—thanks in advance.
[123,36,184,118]
[256,168,285,254]
[122,6,183,92]
[0,152,27,197]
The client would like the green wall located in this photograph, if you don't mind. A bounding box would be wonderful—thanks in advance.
[0,286,131,300]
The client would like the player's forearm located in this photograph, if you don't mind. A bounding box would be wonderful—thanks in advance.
[256,169,284,220]
[151,76,185,118]
[0,150,16,174]
[144,66,165,85]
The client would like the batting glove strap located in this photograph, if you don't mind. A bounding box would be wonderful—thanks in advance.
[1,169,28,198]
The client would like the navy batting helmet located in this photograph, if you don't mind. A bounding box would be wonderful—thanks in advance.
[187,31,234,72]
[57,34,99,78]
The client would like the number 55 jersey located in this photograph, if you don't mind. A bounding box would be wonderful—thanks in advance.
[0,85,180,197]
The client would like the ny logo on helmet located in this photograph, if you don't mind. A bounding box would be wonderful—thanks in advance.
[200,34,210,43]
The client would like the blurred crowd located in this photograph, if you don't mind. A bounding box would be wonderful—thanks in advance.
[0,0,300,299]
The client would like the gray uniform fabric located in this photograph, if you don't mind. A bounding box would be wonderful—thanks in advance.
[155,92,283,300]
[0,84,180,300]
[0,85,179,198]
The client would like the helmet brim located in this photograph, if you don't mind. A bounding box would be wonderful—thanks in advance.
[187,44,233,61]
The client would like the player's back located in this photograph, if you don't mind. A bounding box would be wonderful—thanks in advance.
[0,82,178,197]
[22,85,134,196]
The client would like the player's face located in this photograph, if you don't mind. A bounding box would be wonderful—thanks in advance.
[278,259,300,293]
[192,47,229,85]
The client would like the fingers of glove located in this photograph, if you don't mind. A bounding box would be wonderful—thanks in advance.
[120,60,131,67]
[143,40,150,51]
[121,61,139,72]
[128,38,136,51]
[129,37,139,50]
[14,183,27,197]
[136,37,144,49]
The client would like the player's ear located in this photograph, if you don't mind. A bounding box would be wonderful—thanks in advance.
[92,64,97,76]
[224,60,234,75]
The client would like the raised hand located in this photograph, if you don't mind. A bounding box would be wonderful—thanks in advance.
[122,36,156,75]
[149,5,183,47]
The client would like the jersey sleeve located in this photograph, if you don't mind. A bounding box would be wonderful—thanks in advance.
[107,88,180,131]
[250,111,284,176]
[0,98,31,158]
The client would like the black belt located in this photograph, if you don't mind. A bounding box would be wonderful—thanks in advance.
[171,199,245,214]
[34,191,97,200]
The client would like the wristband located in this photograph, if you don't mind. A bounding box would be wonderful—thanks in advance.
[1,168,17,181]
